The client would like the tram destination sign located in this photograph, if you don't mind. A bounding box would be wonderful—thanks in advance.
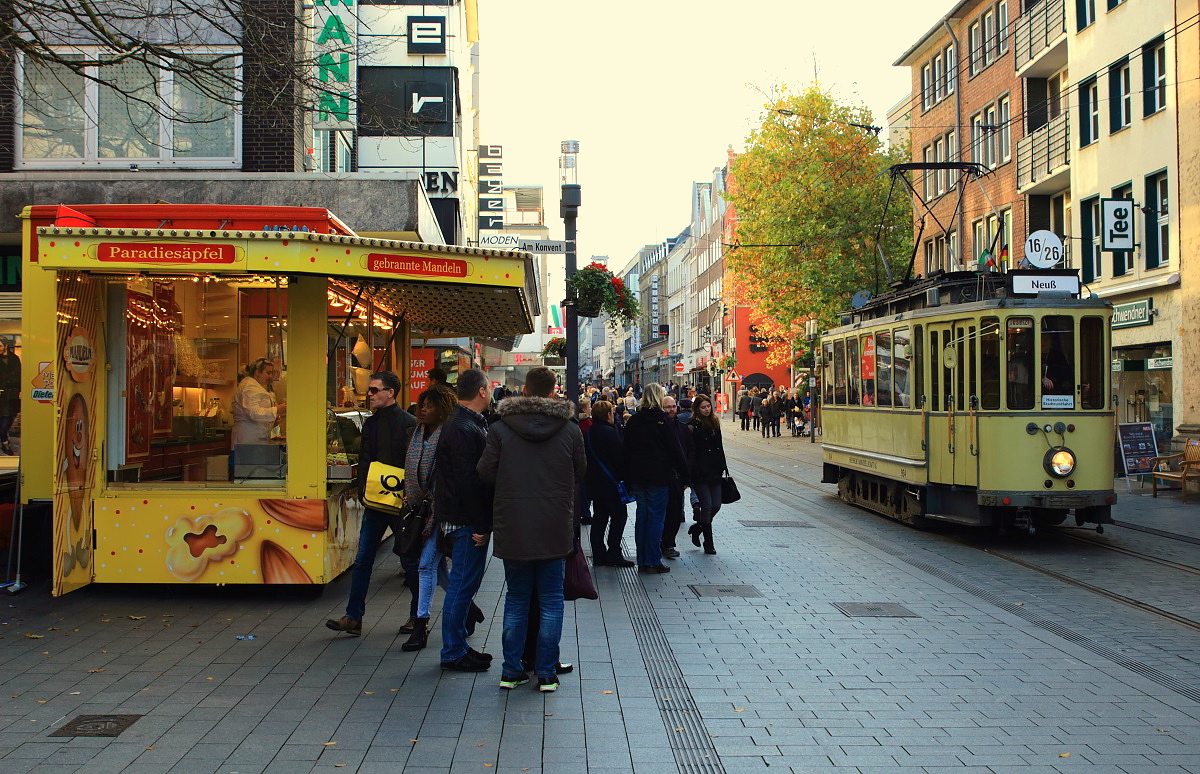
[1007,269,1080,296]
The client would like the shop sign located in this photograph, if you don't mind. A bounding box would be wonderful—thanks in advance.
[1148,357,1173,370]
[313,0,356,127]
[366,253,468,278]
[1100,198,1135,252]
[1111,299,1153,329]
[61,326,95,383]
[31,360,54,402]
[98,243,235,264]
[1111,359,1123,372]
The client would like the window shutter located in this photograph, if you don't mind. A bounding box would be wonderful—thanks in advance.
[1142,46,1156,116]
[1080,203,1095,284]
[1144,177,1160,269]
[1108,67,1121,133]
[1076,0,1088,29]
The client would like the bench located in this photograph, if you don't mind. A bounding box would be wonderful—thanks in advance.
[1150,438,1200,503]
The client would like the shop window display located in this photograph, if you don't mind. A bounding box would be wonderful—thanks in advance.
[105,277,288,487]
[1115,344,1173,453]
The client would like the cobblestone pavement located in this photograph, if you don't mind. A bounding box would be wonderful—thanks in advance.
[1,423,1198,773]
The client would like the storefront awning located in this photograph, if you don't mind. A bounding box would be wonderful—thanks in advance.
[34,227,540,338]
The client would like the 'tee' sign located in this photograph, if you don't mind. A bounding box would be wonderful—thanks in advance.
[1100,198,1135,253]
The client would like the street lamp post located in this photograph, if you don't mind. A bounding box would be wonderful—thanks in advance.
[560,141,581,402]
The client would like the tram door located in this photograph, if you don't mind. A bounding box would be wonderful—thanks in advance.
[925,321,979,488]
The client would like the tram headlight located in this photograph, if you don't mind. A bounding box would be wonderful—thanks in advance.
[1043,447,1076,478]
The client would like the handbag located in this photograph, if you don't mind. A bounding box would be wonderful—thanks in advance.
[586,429,636,504]
[563,536,598,601]
[393,498,431,559]
[363,461,406,515]
[720,469,741,504]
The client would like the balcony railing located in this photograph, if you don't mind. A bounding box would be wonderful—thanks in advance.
[1013,0,1067,72]
[1017,112,1070,191]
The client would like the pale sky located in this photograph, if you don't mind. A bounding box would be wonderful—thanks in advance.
[477,0,954,272]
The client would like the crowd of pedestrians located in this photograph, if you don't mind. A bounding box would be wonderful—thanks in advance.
[324,368,735,693]
[736,386,811,438]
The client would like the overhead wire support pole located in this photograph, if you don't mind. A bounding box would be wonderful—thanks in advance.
[560,140,581,402]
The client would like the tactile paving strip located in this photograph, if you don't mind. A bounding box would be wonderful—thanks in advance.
[689,584,763,598]
[833,602,920,617]
[737,519,812,527]
[617,547,726,773]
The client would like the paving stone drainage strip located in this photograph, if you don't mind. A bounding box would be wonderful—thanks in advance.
[689,584,763,598]
[833,602,919,617]
[738,519,812,527]
[618,558,726,773]
[50,715,142,737]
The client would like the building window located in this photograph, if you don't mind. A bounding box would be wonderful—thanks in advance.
[970,113,984,164]
[997,96,1010,162]
[945,44,957,95]
[1145,171,1169,268]
[982,10,996,67]
[982,103,998,167]
[922,145,934,200]
[1078,0,1096,29]
[933,136,945,195]
[1080,196,1101,283]
[1111,183,1134,276]
[1143,39,1167,115]
[1107,0,1126,8]
[1080,77,1099,146]
[997,0,1009,54]
[969,23,982,76]
[18,52,239,167]
[933,55,944,102]
[1109,59,1131,132]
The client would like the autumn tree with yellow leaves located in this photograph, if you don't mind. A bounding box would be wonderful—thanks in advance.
[725,86,911,366]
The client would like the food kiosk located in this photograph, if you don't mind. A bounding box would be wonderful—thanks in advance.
[21,204,537,595]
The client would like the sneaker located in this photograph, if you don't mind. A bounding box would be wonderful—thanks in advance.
[499,672,530,690]
[522,660,574,674]
[325,616,362,636]
[537,676,560,693]
[441,652,491,672]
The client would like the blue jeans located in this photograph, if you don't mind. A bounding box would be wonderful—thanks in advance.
[631,485,669,566]
[346,508,391,620]
[693,482,723,526]
[501,559,565,679]
[416,531,449,619]
[439,526,490,662]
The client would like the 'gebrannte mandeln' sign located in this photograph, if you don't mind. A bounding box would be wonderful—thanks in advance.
[366,253,469,278]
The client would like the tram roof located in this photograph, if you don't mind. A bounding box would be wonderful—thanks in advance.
[30,225,540,338]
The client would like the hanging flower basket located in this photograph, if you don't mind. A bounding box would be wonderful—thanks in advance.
[566,262,642,330]
[542,337,566,358]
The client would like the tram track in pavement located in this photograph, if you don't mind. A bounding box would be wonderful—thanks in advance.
[722,431,1200,633]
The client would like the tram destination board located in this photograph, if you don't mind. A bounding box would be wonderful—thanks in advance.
[1117,422,1158,478]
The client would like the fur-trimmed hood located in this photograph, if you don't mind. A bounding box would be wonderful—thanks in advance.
[495,395,575,442]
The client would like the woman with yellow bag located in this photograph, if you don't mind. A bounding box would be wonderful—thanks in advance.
[326,371,416,636]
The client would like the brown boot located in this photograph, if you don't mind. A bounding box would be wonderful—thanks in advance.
[325,616,362,635]
[401,617,428,651]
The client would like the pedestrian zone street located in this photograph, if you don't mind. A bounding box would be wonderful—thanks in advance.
[3,429,1199,773]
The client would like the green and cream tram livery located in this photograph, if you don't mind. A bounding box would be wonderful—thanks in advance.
[820,270,1116,533]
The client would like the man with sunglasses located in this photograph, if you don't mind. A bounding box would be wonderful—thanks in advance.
[327,371,416,636]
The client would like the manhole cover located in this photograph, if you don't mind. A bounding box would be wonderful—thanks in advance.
[833,602,919,618]
[738,520,812,528]
[689,584,762,598]
[50,715,142,737]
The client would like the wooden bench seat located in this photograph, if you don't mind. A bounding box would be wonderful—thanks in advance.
[1150,438,1200,503]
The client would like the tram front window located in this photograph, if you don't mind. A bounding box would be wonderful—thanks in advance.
[1040,316,1075,406]
[1006,317,1034,410]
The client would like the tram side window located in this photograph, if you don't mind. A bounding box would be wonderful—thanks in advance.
[833,339,846,405]
[876,330,893,407]
[894,327,911,407]
[929,329,940,410]
[912,326,923,408]
[1041,315,1075,402]
[847,336,861,405]
[966,325,977,410]
[860,334,875,406]
[980,317,1001,409]
[1080,317,1105,409]
[822,341,834,405]
[1006,316,1034,409]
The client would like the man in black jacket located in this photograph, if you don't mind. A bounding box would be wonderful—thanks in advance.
[659,395,688,560]
[737,389,752,431]
[478,367,586,692]
[326,371,415,636]
[434,368,495,671]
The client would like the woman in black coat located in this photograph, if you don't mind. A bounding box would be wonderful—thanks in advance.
[585,400,633,566]
[622,383,688,574]
[686,394,728,554]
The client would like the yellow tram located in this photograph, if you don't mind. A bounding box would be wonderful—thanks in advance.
[820,270,1117,532]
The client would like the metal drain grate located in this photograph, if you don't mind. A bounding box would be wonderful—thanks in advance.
[690,584,762,598]
[833,602,919,617]
[738,520,812,527]
[50,715,142,737]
